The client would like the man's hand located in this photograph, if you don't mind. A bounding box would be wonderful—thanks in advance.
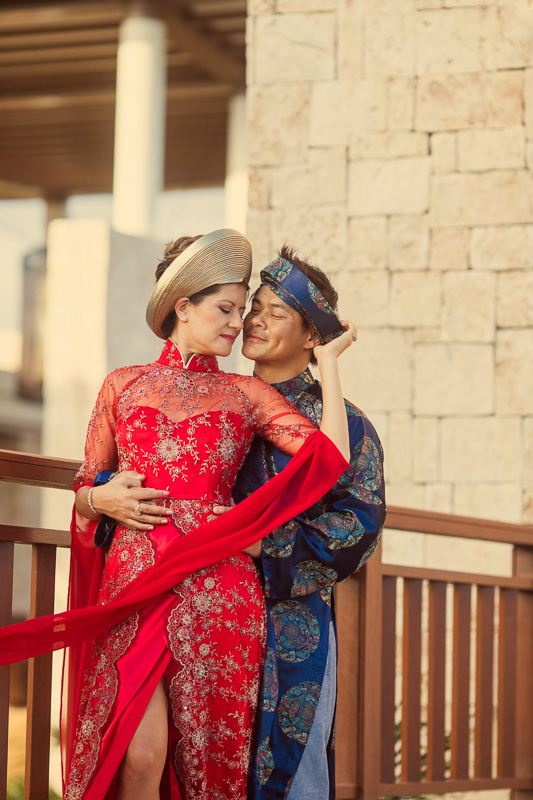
[90,471,172,531]
[212,500,263,559]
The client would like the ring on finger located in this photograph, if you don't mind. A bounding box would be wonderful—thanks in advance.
[134,503,142,516]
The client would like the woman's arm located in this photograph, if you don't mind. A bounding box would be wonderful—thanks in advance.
[314,320,357,462]
[75,472,172,530]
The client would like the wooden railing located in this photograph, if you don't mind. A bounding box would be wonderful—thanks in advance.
[1,448,533,800]
[336,508,533,800]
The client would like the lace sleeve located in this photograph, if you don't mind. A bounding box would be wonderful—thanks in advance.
[237,376,318,456]
[72,373,120,491]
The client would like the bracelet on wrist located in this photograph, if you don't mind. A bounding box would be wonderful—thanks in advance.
[87,486,98,515]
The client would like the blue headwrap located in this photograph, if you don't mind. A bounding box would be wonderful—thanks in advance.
[260,257,344,345]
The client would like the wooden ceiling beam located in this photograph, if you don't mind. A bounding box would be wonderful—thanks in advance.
[165,5,244,87]
[191,1,246,16]
[0,26,118,50]
[0,82,232,113]
[1,42,118,65]
[0,2,125,33]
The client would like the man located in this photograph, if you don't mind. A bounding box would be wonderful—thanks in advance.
[234,245,385,800]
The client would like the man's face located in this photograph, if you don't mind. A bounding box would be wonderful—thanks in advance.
[242,285,314,365]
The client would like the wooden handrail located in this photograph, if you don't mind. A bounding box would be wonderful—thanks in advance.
[1,448,533,800]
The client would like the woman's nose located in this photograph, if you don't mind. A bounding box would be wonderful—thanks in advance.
[229,312,244,330]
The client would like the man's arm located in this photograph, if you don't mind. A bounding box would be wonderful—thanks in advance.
[261,412,385,599]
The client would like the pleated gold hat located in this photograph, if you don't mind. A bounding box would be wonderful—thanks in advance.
[146,229,252,338]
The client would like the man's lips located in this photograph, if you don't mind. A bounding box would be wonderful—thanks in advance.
[244,331,267,343]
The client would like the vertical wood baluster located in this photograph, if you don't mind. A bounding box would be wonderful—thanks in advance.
[401,579,422,782]
[427,581,447,781]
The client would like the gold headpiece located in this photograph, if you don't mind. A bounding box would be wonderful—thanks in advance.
[146,229,252,338]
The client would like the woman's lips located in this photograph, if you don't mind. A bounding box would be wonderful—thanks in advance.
[220,334,237,342]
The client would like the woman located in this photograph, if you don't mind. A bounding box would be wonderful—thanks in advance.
[0,230,355,800]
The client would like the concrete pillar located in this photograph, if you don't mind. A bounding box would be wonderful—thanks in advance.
[112,7,166,237]
[224,93,248,235]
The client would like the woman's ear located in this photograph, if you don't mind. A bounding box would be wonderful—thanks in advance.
[174,297,191,321]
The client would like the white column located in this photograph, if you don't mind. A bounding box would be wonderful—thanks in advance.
[224,93,248,234]
[112,12,166,237]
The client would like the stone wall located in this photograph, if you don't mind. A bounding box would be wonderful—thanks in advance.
[246,0,533,525]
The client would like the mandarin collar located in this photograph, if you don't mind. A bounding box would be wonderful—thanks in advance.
[158,339,220,374]
[270,368,315,403]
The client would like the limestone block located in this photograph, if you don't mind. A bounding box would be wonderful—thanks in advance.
[413,416,439,482]
[384,486,425,513]
[497,271,533,328]
[309,79,387,146]
[271,147,346,207]
[470,225,533,270]
[390,271,441,327]
[389,215,430,271]
[444,0,496,5]
[414,344,494,415]
[496,329,533,415]
[348,217,388,270]
[423,484,452,513]
[349,132,428,159]
[426,534,512,578]
[412,327,441,343]
[364,12,416,77]
[278,0,336,9]
[338,0,363,80]
[430,133,457,173]
[457,127,525,172]
[526,69,533,140]
[453,484,523,524]
[527,142,533,171]
[254,14,335,84]
[388,77,416,130]
[441,417,521,482]
[246,208,272,276]
[365,410,389,451]
[341,328,413,412]
[248,167,270,209]
[269,204,348,274]
[349,157,431,216]
[524,491,533,524]
[482,2,533,71]
[416,71,523,131]
[429,228,468,270]
[337,270,389,327]
[417,8,483,75]
[418,0,443,8]
[246,17,255,85]
[441,272,496,343]
[247,83,309,166]
[387,412,413,483]
[431,171,533,227]
[525,417,533,487]
[247,0,275,14]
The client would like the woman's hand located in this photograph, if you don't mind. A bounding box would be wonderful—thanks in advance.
[313,320,357,363]
[88,471,172,531]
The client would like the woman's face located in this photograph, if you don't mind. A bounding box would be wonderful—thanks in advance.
[173,283,247,358]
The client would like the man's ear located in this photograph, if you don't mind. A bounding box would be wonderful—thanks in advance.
[303,329,320,351]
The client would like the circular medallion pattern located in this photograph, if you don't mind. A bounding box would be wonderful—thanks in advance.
[271,601,320,664]
[260,646,279,711]
[291,560,337,597]
[278,681,321,744]
[256,737,275,785]
[263,521,297,558]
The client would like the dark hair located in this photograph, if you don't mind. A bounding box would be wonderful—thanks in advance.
[278,244,338,365]
[156,236,249,338]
